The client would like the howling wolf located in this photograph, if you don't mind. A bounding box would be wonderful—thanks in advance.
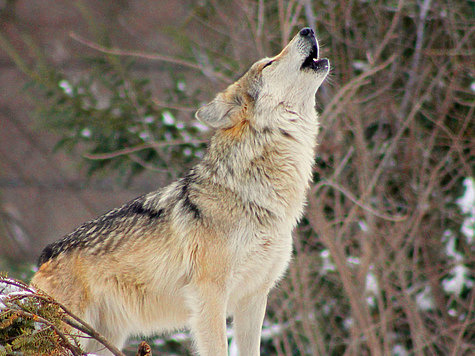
[31,27,329,355]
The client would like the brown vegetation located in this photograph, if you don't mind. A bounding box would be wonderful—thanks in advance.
[1,0,473,355]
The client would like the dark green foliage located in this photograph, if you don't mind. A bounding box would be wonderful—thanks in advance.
[0,277,82,356]
[29,55,205,183]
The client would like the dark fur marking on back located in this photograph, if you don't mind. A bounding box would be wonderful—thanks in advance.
[37,244,55,267]
[37,195,164,266]
[128,200,163,220]
[37,233,87,267]
[179,172,201,219]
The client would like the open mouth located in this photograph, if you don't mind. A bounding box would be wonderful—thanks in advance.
[301,46,329,72]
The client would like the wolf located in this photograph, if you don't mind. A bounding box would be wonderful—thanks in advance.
[30,27,329,355]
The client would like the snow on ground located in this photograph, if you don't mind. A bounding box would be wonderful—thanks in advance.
[456,177,475,243]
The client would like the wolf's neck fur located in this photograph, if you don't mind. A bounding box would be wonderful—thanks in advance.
[197,106,319,227]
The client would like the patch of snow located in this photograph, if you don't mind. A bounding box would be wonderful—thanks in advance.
[177,80,186,92]
[152,338,165,346]
[415,285,434,311]
[460,218,474,244]
[320,249,336,273]
[352,60,370,72]
[443,231,463,261]
[365,270,379,295]
[144,115,155,124]
[261,323,285,339]
[169,332,189,342]
[139,131,150,141]
[192,121,209,132]
[162,111,175,125]
[0,279,33,295]
[0,280,36,312]
[229,336,238,356]
[81,128,92,138]
[456,177,474,243]
[392,344,409,356]
[59,79,73,96]
[366,295,376,307]
[457,178,475,213]
[347,256,360,265]
[343,317,353,330]
[441,227,473,296]
[442,264,472,295]
[358,220,368,232]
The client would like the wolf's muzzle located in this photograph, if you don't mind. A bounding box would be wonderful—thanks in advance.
[300,27,329,72]
[300,27,318,58]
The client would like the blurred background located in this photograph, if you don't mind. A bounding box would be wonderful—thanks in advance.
[0,0,473,355]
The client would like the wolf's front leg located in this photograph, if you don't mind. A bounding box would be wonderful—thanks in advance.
[233,293,268,356]
[187,281,228,356]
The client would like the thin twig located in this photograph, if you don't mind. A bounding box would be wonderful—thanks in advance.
[69,32,231,84]
[313,180,407,222]
[372,0,405,63]
[399,0,432,116]
[321,54,397,126]
[83,139,208,160]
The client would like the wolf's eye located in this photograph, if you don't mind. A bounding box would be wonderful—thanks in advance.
[262,61,273,70]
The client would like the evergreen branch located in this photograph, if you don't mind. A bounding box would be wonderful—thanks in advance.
[69,31,232,83]
[1,278,126,356]
[7,309,83,356]
[83,139,208,160]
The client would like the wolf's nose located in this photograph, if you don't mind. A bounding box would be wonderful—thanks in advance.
[300,28,314,37]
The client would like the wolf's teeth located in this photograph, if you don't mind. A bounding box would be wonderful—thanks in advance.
[313,57,318,62]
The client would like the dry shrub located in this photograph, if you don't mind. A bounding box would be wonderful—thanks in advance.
[1,0,473,354]
[185,0,474,354]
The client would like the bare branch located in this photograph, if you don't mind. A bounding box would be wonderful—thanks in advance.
[83,139,208,160]
[69,32,232,84]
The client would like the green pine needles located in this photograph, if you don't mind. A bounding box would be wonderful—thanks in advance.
[0,275,151,355]
[0,276,83,355]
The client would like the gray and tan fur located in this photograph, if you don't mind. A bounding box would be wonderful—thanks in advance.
[31,28,329,355]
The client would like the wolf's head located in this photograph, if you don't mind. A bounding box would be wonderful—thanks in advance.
[196,28,329,131]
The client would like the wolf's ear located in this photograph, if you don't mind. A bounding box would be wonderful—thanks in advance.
[195,93,240,129]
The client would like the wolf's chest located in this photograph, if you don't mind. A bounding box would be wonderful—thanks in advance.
[227,228,293,304]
